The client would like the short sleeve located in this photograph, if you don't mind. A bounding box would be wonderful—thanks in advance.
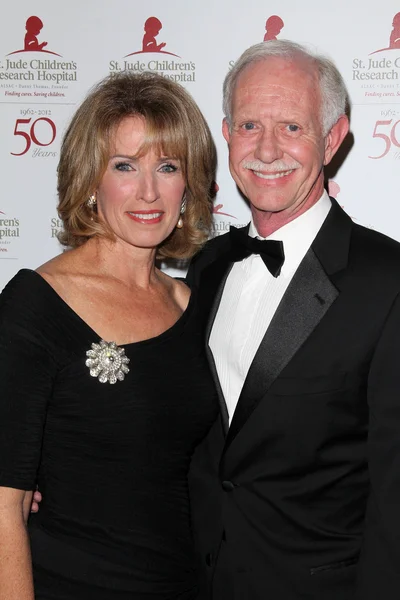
[0,273,57,489]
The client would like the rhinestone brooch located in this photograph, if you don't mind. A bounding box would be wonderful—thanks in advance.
[85,340,130,384]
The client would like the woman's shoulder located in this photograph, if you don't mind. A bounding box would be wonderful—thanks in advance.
[2,268,43,301]
[0,268,57,324]
[1,250,71,306]
[172,277,191,309]
[0,266,86,365]
[157,269,192,311]
[0,270,62,361]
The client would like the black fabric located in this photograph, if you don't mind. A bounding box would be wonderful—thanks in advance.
[188,200,400,600]
[228,225,284,276]
[0,269,218,599]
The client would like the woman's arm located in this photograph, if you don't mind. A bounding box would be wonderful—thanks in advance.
[23,490,34,521]
[0,487,35,600]
[0,272,58,598]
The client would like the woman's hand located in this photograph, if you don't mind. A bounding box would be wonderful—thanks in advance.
[22,489,42,522]
[30,490,42,514]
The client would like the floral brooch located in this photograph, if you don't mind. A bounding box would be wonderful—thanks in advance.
[85,340,130,384]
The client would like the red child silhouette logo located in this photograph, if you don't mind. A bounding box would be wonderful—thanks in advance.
[8,16,61,56]
[328,180,341,200]
[25,16,47,51]
[328,181,358,221]
[125,16,180,58]
[370,12,400,54]
[390,12,400,48]
[142,17,166,52]
[264,15,284,41]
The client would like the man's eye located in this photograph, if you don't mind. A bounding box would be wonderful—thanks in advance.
[287,124,300,132]
[242,122,256,131]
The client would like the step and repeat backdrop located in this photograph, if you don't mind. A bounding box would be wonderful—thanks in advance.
[0,1,399,287]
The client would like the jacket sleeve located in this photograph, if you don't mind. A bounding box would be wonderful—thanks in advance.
[357,291,400,597]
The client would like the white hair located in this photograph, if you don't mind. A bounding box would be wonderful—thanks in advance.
[223,40,349,136]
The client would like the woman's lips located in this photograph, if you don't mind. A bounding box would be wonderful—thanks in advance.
[126,211,164,223]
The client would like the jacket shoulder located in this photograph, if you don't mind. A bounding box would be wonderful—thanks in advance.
[351,223,400,266]
[186,232,231,286]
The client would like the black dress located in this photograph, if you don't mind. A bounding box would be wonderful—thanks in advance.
[0,269,218,600]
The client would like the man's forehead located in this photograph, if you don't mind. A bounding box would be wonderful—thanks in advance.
[235,82,308,103]
[233,57,318,102]
[232,83,315,117]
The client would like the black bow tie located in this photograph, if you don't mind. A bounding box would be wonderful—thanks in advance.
[229,226,285,277]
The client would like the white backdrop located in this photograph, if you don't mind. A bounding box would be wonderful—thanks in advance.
[1,1,399,288]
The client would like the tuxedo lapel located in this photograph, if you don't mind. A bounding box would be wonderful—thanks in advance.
[224,200,352,451]
[224,248,339,449]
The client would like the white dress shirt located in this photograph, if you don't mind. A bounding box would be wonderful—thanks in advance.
[209,192,332,423]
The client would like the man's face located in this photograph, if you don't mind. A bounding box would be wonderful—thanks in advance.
[223,57,336,226]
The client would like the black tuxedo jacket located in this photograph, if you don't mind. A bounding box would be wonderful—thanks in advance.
[187,200,400,600]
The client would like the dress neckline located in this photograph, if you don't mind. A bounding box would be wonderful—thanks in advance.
[18,268,194,348]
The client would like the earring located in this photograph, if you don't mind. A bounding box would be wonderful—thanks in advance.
[180,194,187,215]
[87,193,97,207]
[176,194,186,229]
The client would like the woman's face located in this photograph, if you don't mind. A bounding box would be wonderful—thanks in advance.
[96,116,186,253]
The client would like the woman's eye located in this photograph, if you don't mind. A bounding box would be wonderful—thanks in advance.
[114,162,132,171]
[159,163,178,173]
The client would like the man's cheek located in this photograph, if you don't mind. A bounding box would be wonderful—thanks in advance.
[232,142,254,164]
[285,142,309,163]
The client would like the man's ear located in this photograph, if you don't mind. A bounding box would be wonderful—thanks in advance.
[323,115,349,165]
[222,118,231,143]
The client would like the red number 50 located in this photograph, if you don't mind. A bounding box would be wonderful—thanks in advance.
[11,118,56,156]
[369,119,400,159]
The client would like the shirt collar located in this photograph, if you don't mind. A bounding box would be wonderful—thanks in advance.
[248,191,332,276]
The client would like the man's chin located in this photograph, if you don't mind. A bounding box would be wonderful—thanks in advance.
[249,195,295,215]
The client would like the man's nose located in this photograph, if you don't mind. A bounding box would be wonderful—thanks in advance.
[254,128,283,164]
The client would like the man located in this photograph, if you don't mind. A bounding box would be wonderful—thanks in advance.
[188,40,400,599]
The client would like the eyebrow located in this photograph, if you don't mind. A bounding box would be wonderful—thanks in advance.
[110,154,137,160]
[110,154,180,161]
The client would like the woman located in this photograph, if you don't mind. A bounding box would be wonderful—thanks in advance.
[0,71,218,599]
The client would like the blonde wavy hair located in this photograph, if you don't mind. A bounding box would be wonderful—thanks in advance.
[57,71,217,259]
